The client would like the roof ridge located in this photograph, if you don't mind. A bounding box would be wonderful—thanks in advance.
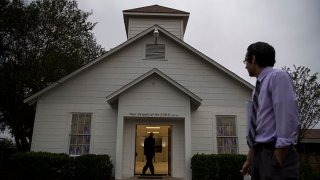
[123,4,189,14]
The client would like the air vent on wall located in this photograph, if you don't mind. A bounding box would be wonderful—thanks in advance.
[145,44,165,60]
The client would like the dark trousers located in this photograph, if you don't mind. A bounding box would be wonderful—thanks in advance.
[251,144,299,180]
[142,155,154,175]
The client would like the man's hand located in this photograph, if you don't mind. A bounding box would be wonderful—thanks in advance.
[240,148,253,176]
[240,160,251,176]
[274,147,289,167]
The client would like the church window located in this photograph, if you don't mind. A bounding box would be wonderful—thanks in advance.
[69,113,92,156]
[216,116,238,154]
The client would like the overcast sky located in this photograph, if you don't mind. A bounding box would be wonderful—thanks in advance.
[77,0,320,86]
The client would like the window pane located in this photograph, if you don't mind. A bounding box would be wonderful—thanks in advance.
[217,126,223,136]
[69,145,76,155]
[79,114,85,124]
[84,135,90,144]
[76,136,83,144]
[71,124,77,134]
[232,125,236,136]
[83,145,90,154]
[216,116,238,154]
[225,126,230,136]
[81,136,86,145]
[70,113,91,155]
[76,146,81,155]
[78,123,84,134]
[84,125,90,134]
[229,126,234,136]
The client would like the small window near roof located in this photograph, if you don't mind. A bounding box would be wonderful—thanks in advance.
[145,44,165,60]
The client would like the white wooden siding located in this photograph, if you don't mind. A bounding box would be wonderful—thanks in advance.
[118,76,188,178]
[31,32,251,168]
[129,17,183,39]
[119,75,189,117]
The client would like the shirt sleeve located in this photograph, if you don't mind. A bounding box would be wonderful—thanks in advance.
[271,71,300,148]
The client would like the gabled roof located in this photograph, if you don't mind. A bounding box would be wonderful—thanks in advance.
[123,5,189,38]
[24,24,253,105]
[123,4,189,14]
[106,68,202,109]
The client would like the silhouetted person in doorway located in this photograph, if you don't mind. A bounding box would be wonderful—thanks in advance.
[142,132,155,175]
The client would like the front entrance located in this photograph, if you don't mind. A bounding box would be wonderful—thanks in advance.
[134,125,171,176]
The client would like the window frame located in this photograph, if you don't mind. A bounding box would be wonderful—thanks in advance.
[216,115,238,154]
[68,112,92,156]
[144,43,167,61]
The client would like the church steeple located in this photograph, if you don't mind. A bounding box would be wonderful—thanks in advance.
[123,5,189,40]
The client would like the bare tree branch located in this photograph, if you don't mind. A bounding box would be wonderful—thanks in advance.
[283,65,320,142]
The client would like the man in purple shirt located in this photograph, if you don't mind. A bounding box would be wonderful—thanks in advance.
[240,42,300,179]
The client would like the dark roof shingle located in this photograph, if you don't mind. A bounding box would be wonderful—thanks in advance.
[123,4,189,14]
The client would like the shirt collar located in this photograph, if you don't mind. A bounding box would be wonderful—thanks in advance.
[257,66,273,83]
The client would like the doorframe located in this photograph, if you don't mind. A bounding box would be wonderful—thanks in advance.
[133,124,172,176]
[120,116,186,179]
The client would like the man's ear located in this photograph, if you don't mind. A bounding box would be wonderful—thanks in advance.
[252,55,256,65]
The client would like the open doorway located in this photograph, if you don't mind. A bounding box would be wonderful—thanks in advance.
[134,125,171,176]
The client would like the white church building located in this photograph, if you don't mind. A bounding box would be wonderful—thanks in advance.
[25,5,253,180]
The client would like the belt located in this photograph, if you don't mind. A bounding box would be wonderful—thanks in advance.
[253,141,276,152]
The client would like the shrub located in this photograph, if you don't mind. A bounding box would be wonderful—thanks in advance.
[192,153,320,180]
[71,154,113,180]
[8,152,113,180]
[299,161,320,180]
[191,153,246,180]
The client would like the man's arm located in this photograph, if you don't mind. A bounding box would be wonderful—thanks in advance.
[241,148,253,175]
[271,71,300,148]
[271,71,300,166]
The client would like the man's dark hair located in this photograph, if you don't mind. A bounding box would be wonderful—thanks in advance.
[247,42,276,67]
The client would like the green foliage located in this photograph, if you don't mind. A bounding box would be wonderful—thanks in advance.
[72,154,113,180]
[191,153,246,180]
[283,65,320,141]
[0,138,17,177]
[8,152,113,180]
[0,137,15,149]
[299,161,320,180]
[0,0,105,151]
